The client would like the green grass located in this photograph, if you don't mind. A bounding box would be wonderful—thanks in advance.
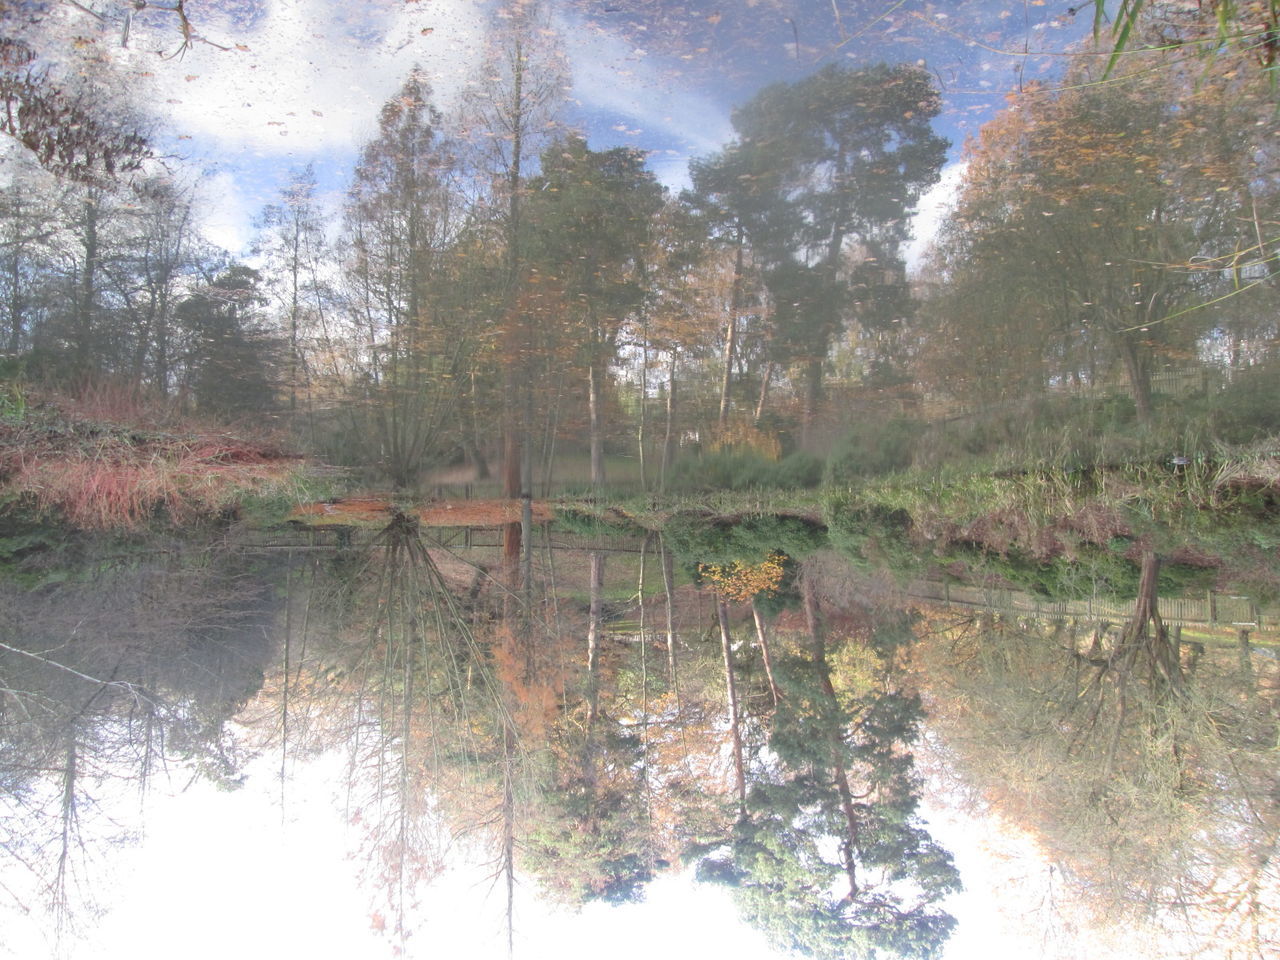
[822,439,1280,601]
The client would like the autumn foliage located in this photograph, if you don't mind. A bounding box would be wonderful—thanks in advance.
[698,551,786,603]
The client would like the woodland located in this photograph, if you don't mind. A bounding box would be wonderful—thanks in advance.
[0,2,1278,959]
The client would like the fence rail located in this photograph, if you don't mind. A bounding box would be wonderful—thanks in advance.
[908,579,1271,630]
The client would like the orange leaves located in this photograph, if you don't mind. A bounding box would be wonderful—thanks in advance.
[488,620,566,741]
[698,551,786,603]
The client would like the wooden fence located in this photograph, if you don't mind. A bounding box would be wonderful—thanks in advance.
[908,579,1271,630]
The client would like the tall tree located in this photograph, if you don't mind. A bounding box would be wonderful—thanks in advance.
[0,171,56,354]
[343,70,467,487]
[256,165,337,421]
[459,0,566,495]
[696,601,960,960]
[923,50,1276,420]
[697,64,946,441]
[524,135,664,486]
[102,174,200,393]
[178,264,279,419]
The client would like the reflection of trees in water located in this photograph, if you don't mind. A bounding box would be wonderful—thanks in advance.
[695,580,960,960]
[302,512,523,939]
[0,542,278,943]
[918,600,1279,957]
[2,519,964,956]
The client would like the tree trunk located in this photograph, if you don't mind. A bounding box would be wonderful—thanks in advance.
[801,576,862,899]
[717,598,747,815]
[586,551,606,725]
[718,226,745,433]
[752,600,781,708]
[801,356,822,448]
[588,359,605,488]
[638,324,648,490]
[661,354,677,491]
[1115,332,1154,425]
[75,195,98,374]
[1121,549,1181,692]
[1238,627,1255,690]
[660,535,679,703]
[754,360,773,424]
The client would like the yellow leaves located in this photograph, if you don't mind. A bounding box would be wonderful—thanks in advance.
[710,418,781,459]
[698,552,786,603]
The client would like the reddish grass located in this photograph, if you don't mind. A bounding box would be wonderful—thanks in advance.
[1,386,302,530]
[15,446,296,529]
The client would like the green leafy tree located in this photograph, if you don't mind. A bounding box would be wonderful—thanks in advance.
[696,604,960,960]
[696,64,946,438]
[523,135,664,485]
[179,264,279,419]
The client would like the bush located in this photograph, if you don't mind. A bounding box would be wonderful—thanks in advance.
[552,508,639,539]
[825,417,926,484]
[1208,361,1280,443]
[668,514,827,608]
[667,449,823,492]
[669,514,828,571]
[937,541,1216,602]
[826,499,927,578]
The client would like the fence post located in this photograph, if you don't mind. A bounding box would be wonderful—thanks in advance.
[1208,589,1218,627]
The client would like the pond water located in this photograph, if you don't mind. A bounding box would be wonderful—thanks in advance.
[2,0,1279,957]
[4,506,1277,958]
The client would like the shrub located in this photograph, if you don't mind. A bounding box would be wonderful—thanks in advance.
[826,500,926,579]
[552,508,639,539]
[668,514,827,606]
[1208,361,1280,443]
[825,416,926,484]
[667,449,823,492]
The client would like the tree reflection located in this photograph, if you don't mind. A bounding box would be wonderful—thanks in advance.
[918,605,1279,955]
[694,581,960,960]
[20,507,1270,959]
[0,538,276,941]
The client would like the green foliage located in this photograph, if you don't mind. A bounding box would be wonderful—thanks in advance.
[524,731,658,906]
[1206,361,1280,443]
[550,508,642,539]
[668,448,823,492]
[0,511,68,587]
[826,498,927,580]
[179,265,281,421]
[1094,0,1280,83]
[0,354,26,422]
[697,63,947,388]
[942,542,1216,602]
[911,395,1152,475]
[669,514,827,574]
[825,417,926,483]
[696,617,960,960]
